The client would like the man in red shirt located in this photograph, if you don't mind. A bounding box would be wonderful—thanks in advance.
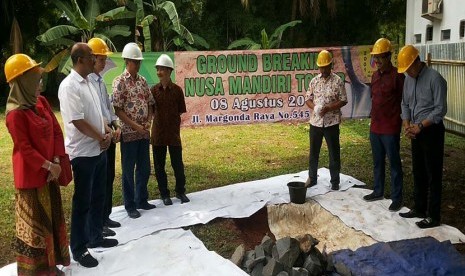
[151,54,189,205]
[362,38,405,211]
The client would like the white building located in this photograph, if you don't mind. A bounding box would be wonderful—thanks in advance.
[406,0,465,45]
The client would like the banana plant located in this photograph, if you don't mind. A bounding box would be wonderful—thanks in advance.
[173,33,210,51]
[133,0,208,51]
[228,20,302,50]
[37,0,133,74]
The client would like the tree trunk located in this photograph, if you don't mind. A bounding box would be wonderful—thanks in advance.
[289,0,298,42]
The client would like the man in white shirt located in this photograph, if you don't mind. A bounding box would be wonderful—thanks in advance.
[58,43,117,268]
[88,38,122,236]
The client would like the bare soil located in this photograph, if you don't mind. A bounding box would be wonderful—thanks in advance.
[194,146,465,258]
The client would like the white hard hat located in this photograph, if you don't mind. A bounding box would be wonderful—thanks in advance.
[122,42,143,60]
[155,54,174,69]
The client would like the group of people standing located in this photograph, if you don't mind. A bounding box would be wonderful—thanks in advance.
[4,37,447,275]
[5,39,188,273]
[305,39,447,231]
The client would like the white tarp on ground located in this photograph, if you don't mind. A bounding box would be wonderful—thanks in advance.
[313,187,465,244]
[1,168,464,275]
[0,229,247,276]
[103,168,361,247]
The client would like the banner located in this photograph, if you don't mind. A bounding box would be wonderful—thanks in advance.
[102,46,398,127]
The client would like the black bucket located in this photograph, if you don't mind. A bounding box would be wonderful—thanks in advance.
[287,181,307,204]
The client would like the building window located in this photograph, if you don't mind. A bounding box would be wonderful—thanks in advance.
[441,29,451,40]
[414,34,422,43]
[421,0,428,14]
[460,20,465,38]
[426,25,433,41]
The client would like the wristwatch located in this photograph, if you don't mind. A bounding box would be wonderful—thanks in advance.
[418,122,424,131]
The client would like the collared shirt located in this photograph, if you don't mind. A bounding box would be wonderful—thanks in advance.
[305,73,347,127]
[151,81,186,146]
[370,66,405,135]
[401,63,447,124]
[112,70,155,142]
[89,72,118,125]
[58,69,105,159]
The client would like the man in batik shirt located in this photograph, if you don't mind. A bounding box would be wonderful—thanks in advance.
[305,50,348,190]
[112,42,155,219]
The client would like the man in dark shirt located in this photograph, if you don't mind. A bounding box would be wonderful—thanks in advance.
[397,45,447,229]
[363,38,405,212]
[151,54,189,205]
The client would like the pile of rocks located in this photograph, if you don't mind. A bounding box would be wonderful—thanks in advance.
[230,234,349,276]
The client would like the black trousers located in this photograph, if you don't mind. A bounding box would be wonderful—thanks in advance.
[153,145,186,198]
[411,122,445,222]
[103,141,116,222]
[70,152,106,256]
[309,124,341,185]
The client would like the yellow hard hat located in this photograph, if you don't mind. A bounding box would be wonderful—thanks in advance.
[397,45,419,73]
[316,50,332,67]
[371,38,392,55]
[88,37,113,56]
[4,54,42,83]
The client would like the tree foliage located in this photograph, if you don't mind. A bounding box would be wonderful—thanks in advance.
[1,0,406,99]
[228,20,302,50]
[123,0,209,51]
[37,0,133,73]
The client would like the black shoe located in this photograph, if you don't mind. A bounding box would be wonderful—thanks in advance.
[416,217,440,229]
[399,209,426,219]
[127,209,141,219]
[162,197,173,206]
[73,250,98,268]
[388,201,403,212]
[137,202,156,210]
[176,193,190,203]
[363,192,384,202]
[331,183,339,191]
[88,238,118,249]
[105,218,121,228]
[305,178,316,188]
[102,226,116,237]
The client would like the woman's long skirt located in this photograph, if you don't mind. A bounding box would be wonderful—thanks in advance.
[15,181,70,275]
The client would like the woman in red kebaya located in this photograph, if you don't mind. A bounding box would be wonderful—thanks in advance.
[4,54,70,275]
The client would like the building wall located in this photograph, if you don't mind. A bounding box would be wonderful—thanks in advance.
[416,43,465,136]
[406,0,465,45]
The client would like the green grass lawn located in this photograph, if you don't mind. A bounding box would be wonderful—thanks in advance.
[0,112,464,266]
